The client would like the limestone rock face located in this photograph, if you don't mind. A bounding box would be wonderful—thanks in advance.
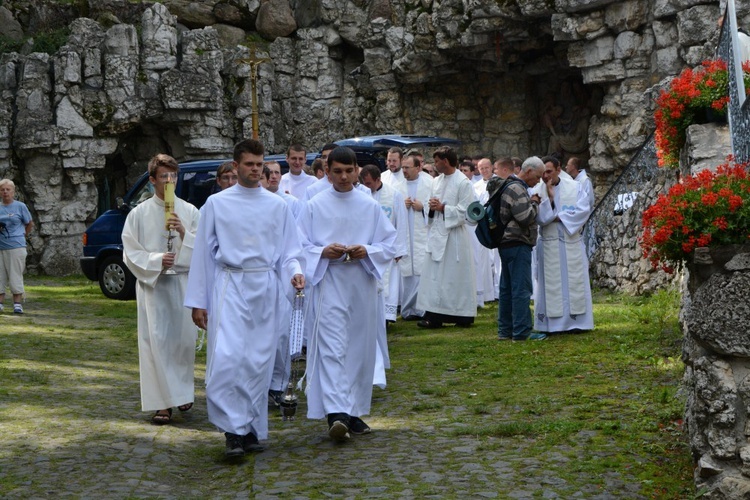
[0,0,737,280]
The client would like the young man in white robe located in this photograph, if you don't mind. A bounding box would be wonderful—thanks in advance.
[296,146,397,442]
[416,146,477,328]
[278,143,316,199]
[360,164,408,389]
[122,154,200,425]
[532,156,594,333]
[263,161,303,408]
[394,155,433,320]
[185,139,305,457]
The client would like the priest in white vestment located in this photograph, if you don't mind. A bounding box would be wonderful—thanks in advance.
[122,154,200,425]
[565,157,595,213]
[394,155,433,320]
[380,147,405,186]
[297,147,397,442]
[185,139,305,457]
[471,158,498,306]
[416,147,477,328]
[565,157,596,259]
[533,157,594,333]
[278,144,316,199]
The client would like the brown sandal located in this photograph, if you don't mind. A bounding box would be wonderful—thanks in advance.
[151,408,172,425]
[177,403,193,412]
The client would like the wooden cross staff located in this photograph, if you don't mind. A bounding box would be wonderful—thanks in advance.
[237,45,271,140]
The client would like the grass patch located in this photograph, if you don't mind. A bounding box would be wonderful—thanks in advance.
[0,277,693,498]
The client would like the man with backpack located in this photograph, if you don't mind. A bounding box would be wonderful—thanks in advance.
[493,156,547,341]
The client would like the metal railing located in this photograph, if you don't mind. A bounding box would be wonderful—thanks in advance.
[718,3,750,164]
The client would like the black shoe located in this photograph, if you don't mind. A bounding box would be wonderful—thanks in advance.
[225,433,245,457]
[417,320,443,329]
[243,432,265,453]
[268,390,283,408]
[326,413,351,442]
[402,315,423,321]
[349,416,371,435]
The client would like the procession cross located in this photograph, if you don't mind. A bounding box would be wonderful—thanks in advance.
[237,45,271,140]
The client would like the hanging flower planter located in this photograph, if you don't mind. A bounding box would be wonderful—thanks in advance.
[640,158,750,273]
[654,59,750,169]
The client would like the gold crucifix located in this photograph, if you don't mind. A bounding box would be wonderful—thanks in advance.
[238,45,271,140]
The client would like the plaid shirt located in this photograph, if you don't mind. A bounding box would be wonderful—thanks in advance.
[493,178,538,247]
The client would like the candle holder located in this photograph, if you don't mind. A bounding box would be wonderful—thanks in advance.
[163,172,177,275]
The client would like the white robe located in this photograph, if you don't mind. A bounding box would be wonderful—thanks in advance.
[269,190,303,394]
[417,171,477,319]
[380,169,405,187]
[574,169,595,214]
[394,175,433,318]
[184,184,303,438]
[297,188,397,420]
[370,182,408,388]
[122,196,200,412]
[471,178,497,306]
[302,176,332,202]
[533,176,594,332]
[279,171,317,199]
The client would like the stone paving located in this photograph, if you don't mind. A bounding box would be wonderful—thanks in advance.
[0,287,661,499]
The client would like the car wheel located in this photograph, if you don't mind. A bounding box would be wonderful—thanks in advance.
[98,255,136,300]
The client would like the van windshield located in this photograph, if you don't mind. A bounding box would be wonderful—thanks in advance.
[129,182,154,208]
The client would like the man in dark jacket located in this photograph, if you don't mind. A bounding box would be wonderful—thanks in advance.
[496,156,547,341]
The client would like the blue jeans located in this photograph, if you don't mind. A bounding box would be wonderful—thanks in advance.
[498,245,533,340]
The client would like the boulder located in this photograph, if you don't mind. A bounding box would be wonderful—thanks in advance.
[161,0,218,29]
[213,23,247,47]
[0,6,24,41]
[256,0,297,41]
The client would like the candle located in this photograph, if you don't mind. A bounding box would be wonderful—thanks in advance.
[164,181,175,230]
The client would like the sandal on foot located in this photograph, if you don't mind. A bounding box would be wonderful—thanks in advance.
[178,403,193,412]
[151,408,172,425]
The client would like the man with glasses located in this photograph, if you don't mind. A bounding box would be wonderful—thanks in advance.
[122,154,201,425]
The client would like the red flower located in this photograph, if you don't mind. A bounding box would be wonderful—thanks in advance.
[712,217,728,230]
[640,158,750,272]
[655,59,741,169]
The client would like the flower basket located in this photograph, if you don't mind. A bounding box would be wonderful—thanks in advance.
[640,158,750,272]
[654,59,750,169]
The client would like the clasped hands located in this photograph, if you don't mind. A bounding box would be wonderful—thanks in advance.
[428,197,445,212]
[404,197,424,211]
[322,243,367,261]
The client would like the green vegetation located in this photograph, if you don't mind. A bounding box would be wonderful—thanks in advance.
[0,277,693,497]
[0,27,71,56]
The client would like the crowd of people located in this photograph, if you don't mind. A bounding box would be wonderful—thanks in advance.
[119,140,595,458]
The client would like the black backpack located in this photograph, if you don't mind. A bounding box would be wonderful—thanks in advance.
[474,178,521,249]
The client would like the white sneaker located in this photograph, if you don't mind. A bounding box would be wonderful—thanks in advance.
[13,303,23,314]
[0,303,4,312]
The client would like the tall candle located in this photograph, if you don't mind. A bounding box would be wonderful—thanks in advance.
[164,181,175,230]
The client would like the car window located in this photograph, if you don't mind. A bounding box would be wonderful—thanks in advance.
[183,171,217,209]
[129,181,154,208]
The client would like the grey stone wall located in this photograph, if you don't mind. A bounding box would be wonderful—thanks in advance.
[682,244,750,499]
[0,0,741,276]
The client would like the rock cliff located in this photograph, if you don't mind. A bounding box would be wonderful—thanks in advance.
[0,0,738,275]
